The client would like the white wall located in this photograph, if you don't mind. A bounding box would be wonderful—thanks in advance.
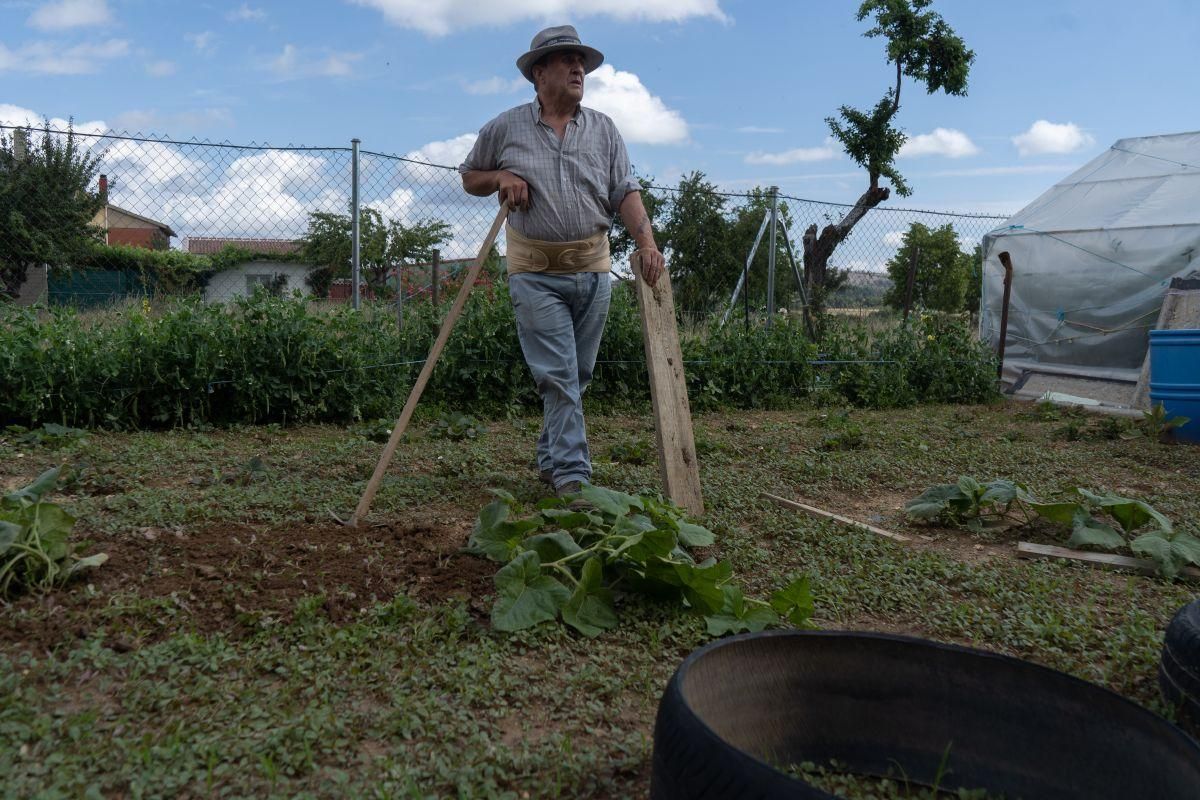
[203,260,316,302]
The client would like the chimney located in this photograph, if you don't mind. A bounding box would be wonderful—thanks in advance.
[99,174,108,202]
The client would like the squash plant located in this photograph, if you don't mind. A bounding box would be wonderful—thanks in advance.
[0,467,107,598]
[905,476,1200,579]
[467,485,814,637]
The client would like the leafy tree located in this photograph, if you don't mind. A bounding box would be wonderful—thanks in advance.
[963,243,983,314]
[804,0,974,313]
[300,207,450,299]
[883,222,972,312]
[608,174,666,267]
[656,171,739,315]
[0,123,104,300]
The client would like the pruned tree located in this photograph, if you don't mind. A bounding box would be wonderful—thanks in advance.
[804,0,974,313]
[0,123,104,300]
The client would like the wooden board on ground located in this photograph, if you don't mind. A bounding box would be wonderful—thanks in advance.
[633,259,704,517]
[761,492,911,543]
[1016,541,1200,580]
[1131,278,1200,409]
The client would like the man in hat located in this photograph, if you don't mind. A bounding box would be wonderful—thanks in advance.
[460,24,664,501]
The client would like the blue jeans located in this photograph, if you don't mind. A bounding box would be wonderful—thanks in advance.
[508,272,611,491]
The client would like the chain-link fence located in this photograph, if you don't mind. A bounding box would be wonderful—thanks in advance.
[0,124,1008,317]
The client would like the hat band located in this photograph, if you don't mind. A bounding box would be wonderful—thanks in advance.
[536,36,581,50]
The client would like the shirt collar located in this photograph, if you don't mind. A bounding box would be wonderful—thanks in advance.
[532,98,583,127]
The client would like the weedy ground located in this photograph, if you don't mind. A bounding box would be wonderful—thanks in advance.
[1,400,1197,798]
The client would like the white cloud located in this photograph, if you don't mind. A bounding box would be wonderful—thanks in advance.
[738,126,783,134]
[745,138,839,165]
[899,127,979,159]
[146,60,176,77]
[186,31,216,54]
[226,3,266,21]
[351,0,727,36]
[883,230,906,249]
[0,103,106,134]
[405,133,477,168]
[269,44,362,79]
[584,64,687,145]
[0,39,129,74]
[1012,120,1095,156]
[463,76,527,95]
[111,107,234,134]
[27,0,111,31]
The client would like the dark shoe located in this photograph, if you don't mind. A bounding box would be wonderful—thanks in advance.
[556,481,592,511]
[539,469,554,486]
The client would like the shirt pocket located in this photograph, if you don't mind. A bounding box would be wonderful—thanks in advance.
[578,152,612,209]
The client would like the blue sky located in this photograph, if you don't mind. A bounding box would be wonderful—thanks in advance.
[2,0,1198,219]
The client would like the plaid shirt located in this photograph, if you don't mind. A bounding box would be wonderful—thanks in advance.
[459,100,639,242]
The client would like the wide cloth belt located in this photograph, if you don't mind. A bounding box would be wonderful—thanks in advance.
[505,224,611,275]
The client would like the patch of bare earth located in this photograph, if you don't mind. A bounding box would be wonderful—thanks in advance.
[1,509,497,653]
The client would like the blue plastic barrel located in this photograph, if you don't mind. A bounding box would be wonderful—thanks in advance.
[1149,329,1200,443]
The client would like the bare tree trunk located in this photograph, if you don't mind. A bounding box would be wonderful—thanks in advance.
[802,182,890,312]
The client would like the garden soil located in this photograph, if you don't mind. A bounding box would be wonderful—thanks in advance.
[1,512,496,654]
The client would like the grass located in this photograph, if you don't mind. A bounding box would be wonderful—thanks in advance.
[1,399,1197,798]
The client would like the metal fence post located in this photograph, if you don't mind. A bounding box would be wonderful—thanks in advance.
[903,246,920,322]
[351,138,361,310]
[767,186,778,330]
[431,248,440,306]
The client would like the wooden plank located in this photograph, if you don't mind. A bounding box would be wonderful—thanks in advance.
[1016,541,1200,579]
[347,203,509,526]
[761,492,911,543]
[633,256,704,517]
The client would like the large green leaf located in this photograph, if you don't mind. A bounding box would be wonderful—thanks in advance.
[3,467,61,509]
[579,484,643,517]
[1028,501,1080,526]
[980,480,1019,506]
[468,518,541,563]
[705,585,780,636]
[521,531,582,563]
[1131,532,1179,579]
[1067,511,1125,551]
[673,560,732,615]
[1132,531,1200,580]
[475,499,509,535]
[0,520,21,555]
[677,521,715,548]
[770,575,815,628]
[561,557,618,638]
[618,529,677,563]
[491,551,570,631]
[904,484,963,520]
[539,509,594,530]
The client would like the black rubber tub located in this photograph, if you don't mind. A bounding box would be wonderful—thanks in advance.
[651,630,1200,799]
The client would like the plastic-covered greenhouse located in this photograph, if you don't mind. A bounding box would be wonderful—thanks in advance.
[981,131,1200,384]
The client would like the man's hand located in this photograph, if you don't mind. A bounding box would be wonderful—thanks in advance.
[496,170,530,212]
[635,248,665,288]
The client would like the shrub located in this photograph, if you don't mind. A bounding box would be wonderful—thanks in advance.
[0,289,997,430]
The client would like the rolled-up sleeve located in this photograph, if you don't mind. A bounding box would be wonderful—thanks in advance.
[608,128,639,211]
[458,120,499,174]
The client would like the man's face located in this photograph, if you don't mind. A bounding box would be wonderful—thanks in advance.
[534,50,586,102]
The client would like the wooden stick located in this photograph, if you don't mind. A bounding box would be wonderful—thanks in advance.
[761,492,911,542]
[347,203,509,526]
[633,256,704,516]
[1016,541,1200,579]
